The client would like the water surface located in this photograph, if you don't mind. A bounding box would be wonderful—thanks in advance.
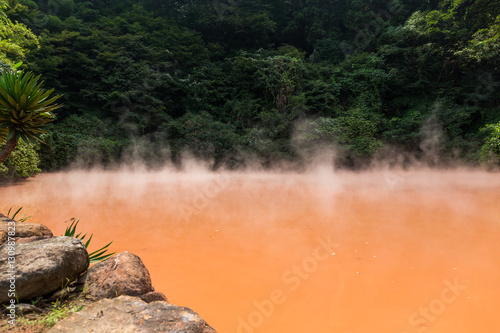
[1,168,499,332]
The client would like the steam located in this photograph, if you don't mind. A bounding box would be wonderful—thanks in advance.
[419,102,445,166]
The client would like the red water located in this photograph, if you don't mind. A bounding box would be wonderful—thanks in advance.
[1,168,500,333]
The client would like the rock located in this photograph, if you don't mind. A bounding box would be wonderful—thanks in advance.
[81,252,153,299]
[16,236,53,244]
[50,287,77,301]
[0,217,53,246]
[48,295,216,333]
[0,237,89,304]
[139,291,169,303]
[12,303,44,315]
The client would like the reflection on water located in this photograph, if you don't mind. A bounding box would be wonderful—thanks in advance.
[1,168,500,333]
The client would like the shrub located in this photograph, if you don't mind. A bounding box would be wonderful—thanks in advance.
[479,121,500,167]
[167,111,241,166]
[0,141,41,179]
[38,114,129,170]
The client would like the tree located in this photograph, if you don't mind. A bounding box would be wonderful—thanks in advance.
[0,70,62,164]
[0,0,39,67]
[458,15,500,68]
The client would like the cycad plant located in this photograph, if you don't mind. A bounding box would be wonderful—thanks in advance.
[64,218,115,264]
[7,206,31,222]
[0,70,62,164]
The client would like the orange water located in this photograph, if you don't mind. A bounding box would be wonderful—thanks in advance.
[1,168,499,333]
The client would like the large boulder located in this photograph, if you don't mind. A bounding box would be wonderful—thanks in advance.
[0,236,89,304]
[48,295,216,333]
[0,214,53,246]
[81,251,153,299]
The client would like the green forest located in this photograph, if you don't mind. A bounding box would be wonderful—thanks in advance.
[1,0,500,177]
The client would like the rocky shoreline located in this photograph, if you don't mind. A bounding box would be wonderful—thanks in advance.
[0,213,216,332]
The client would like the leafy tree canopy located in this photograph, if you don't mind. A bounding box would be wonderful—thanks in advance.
[0,0,38,67]
[1,0,497,169]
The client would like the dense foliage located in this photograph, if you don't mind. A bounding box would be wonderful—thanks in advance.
[0,140,40,178]
[2,0,500,171]
[0,0,38,67]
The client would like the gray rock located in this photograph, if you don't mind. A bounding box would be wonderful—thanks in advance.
[48,295,216,333]
[0,237,89,304]
[81,252,153,299]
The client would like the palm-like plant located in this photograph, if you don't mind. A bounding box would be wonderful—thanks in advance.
[64,218,115,263]
[0,70,62,164]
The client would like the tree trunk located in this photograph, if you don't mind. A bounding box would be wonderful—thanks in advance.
[0,134,18,165]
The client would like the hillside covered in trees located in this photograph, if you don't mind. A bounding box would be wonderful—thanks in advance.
[1,0,500,175]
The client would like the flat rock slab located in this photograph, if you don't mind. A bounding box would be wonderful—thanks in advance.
[81,251,153,299]
[0,217,53,246]
[48,295,216,333]
[0,236,89,304]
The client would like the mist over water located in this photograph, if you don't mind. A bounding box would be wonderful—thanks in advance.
[1,166,500,333]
